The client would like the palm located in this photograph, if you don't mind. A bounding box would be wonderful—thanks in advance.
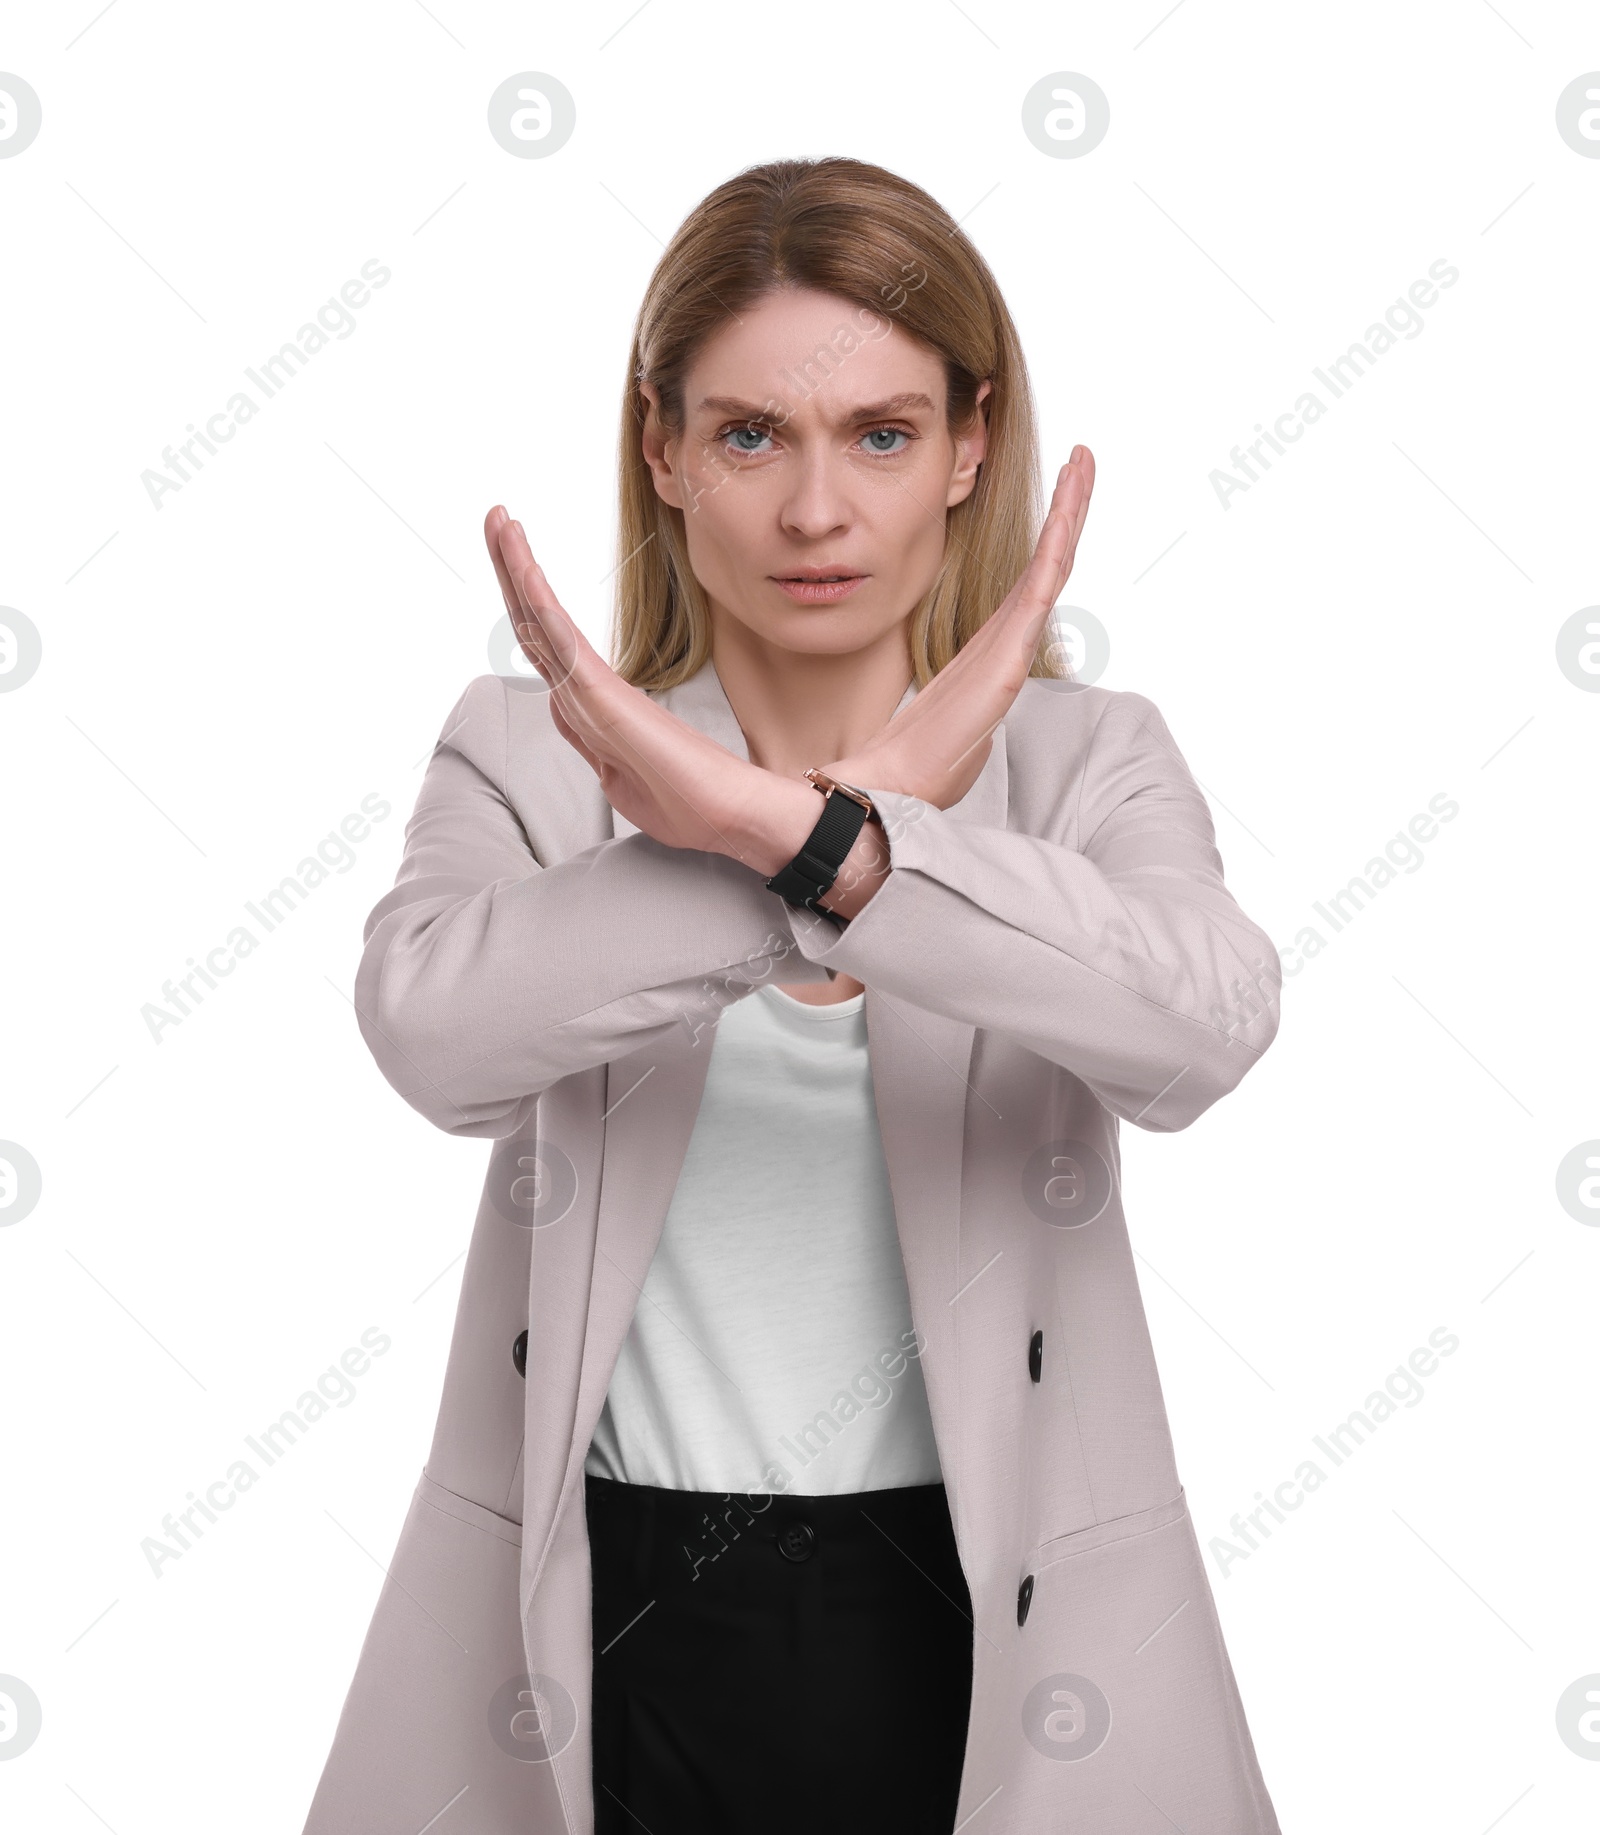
[484,511,756,854]
[828,449,1094,809]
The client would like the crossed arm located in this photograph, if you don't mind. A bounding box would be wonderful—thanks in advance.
[353,676,1281,1140]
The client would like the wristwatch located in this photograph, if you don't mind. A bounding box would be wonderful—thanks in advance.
[764,768,878,928]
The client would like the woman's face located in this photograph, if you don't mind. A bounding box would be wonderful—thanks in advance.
[640,286,989,661]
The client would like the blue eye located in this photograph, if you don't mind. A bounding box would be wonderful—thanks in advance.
[715,422,913,458]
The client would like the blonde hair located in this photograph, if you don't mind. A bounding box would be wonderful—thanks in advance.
[611,156,1070,691]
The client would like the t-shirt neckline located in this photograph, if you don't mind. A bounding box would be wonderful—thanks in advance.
[757,982,866,1022]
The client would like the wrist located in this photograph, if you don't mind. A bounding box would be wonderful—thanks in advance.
[719,763,892,921]
[814,812,889,921]
[721,768,834,878]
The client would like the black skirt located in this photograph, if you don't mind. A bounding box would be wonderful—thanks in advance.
[586,1472,974,1833]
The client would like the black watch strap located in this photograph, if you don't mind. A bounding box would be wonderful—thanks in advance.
[765,775,873,926]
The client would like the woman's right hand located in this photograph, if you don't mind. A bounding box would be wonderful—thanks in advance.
[483,506,808,864]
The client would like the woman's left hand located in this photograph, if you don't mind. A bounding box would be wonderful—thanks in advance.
[822,448,1094,811]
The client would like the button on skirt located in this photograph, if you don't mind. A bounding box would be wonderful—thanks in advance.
[585,1472,974,1833]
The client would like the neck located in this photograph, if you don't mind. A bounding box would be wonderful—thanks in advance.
[707,612,915,779]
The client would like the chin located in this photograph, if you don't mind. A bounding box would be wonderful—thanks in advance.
[765,617,893,658]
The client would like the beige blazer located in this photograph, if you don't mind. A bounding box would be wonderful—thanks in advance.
[303,655,1285,1833]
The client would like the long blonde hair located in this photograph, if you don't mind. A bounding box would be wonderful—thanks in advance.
[611,156,1069,691]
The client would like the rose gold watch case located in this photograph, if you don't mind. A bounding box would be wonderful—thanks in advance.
[802,767,876,817]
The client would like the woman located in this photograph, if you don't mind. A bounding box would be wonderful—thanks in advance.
[304,158,1285,1835]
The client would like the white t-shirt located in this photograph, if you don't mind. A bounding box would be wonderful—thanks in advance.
[584,981,943,1496]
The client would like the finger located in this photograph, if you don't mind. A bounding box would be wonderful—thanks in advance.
[1070,446,1095,546]
[511,557,574,680]
[1021,464,1082,616]
[497,520,585,693]
[501,546,585,685]
[510,588,559,687]
[1042,451,1093,605]
[483,516,680,807]
[982,464,1081,673]
[910,466,1078,706]
[1059,447,1094,584]
[486,509,557,678]
[486,506,562,682]
[483,505,522,622]
[493,529,653,772]
[547,689,604,774]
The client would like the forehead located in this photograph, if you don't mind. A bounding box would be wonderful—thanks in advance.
[684,286,946,425]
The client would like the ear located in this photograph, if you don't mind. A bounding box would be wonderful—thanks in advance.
[945,377,992,509]
[639,380,685,510]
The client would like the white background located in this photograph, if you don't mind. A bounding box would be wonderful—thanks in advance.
[2,1,1598,1828]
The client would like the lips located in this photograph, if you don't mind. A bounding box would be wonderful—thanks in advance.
[771,571,868,603]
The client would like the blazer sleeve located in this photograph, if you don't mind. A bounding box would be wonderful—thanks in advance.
[352,675,817,1139]
[782,690,1283,1132]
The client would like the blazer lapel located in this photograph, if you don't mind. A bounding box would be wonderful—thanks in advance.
[544,659,766,1542]
[555,655,1009,1526]
[846,699,1007,1536]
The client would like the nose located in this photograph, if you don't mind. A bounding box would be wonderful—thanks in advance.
[778,449,852,542]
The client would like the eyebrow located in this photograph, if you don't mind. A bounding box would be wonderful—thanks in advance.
[696,391,937,424]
